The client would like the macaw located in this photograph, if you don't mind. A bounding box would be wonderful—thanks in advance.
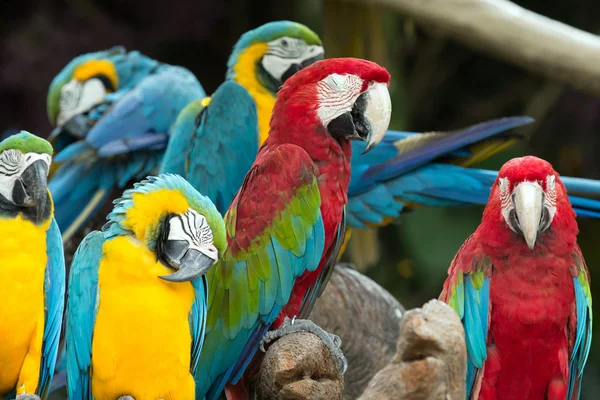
[0,131,65,400]
[46,46,206,249]
[440,156,593,399]
[65,173,225,400]
[191,58,391,399]
[161,20,324,212]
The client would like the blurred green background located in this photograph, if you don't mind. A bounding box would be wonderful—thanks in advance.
[3,0,599,397]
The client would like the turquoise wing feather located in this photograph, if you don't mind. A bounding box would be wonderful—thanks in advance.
[440,235,491,398]
[568,247,593,400]
[161,80,259,214]
[38,218,66,399]
[65,231,105,400]
[190,277,208,375]
[194,144,326,400]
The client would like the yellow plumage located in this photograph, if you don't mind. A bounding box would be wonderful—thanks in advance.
[232,43,276,145]
[0,216,50,396]
[91,235,196,400]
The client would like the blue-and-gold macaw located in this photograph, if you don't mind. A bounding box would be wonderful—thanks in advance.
[160,20,324,213]
[46,46,206,246]
[65,173,225,400]
[0,131,65,400]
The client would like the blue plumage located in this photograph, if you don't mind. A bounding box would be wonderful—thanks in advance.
[161,80,258,214]
[47,48,206,243]
[65,231,103,400]
[37,218,67,399]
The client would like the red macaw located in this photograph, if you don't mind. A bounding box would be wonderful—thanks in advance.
[194,58,392,399]
[441,156,593,399]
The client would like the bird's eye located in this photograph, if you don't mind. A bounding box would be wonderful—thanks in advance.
[281,39,289,48]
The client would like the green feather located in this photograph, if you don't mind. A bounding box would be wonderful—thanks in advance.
[0,131,53,156]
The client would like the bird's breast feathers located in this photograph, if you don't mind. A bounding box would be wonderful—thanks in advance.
[0,216,49,395]
[90,236,196,400]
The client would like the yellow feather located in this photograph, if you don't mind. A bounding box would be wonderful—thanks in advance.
[91,236,196,400]
[0,216,50,396]
[123,189,189,243]
[74,60,118,91]
[232,43,276,145]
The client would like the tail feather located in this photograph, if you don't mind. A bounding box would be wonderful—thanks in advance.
[360,116,533,186]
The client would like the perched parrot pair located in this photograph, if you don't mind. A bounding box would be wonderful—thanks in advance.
[45,46,206,254]
[441,156,593,399]
[59,56,391,400]
[0,132,65,400]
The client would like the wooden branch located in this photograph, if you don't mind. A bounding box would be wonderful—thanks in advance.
[359,300,466,400]
[347,0,600,96]
[309,264,405,398]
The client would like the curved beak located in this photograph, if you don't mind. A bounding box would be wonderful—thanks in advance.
[17,160,49,223]
[281,45,325,82]
[513,181,544,250]
[360,82,392,154]
[159,242,218,283]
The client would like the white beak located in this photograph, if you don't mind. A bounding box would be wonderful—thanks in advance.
[362,82,392,154]
[513,181,544,250]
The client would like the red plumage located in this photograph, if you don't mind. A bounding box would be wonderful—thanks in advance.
[441,156,589,399]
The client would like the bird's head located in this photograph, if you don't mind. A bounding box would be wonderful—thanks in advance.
[272,57,392,154]
[103,174,226,282]
[485,155,576,250]
[0,131,53,224]
[47,46,125,128]
[227,21,324,95]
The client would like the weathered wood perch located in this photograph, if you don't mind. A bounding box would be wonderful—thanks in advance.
[345,0,600,97]
[254,265,466,399]
[310,264,405,398]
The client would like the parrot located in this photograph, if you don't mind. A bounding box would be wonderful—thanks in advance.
[440,155,593,399]
[0,131,65,400]
[45,46,206,251]
[65,173,225,400]
[161,20,324,212]
[190,57,392,399]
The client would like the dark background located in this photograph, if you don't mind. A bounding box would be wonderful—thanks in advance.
[3,0,600,396]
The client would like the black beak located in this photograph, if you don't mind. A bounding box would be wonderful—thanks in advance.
[159,239,216,282]
[281,53,325,83]
[13,160,50,223]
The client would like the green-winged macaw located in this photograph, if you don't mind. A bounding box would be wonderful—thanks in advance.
[46,46,206,249]
[440,156,593,399]
[0,131,65,400]
[65,173,225,399]
[191,58,391,399]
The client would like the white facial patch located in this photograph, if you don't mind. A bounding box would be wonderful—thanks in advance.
[261,37,324,81]
[57,77,107,127]
[544,174,557,221]
[498,177,514,229]
[316,73,364,127]
[0,151,51,204]
[168,209,218,262]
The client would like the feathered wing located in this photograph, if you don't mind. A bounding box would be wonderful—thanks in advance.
[568,246,593,400]
[65,231,104,399]
[440,235,491,398]
[38,218,66,399]
[347,117,533,228]
[194,144,326,400]
[161,80,259,214]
